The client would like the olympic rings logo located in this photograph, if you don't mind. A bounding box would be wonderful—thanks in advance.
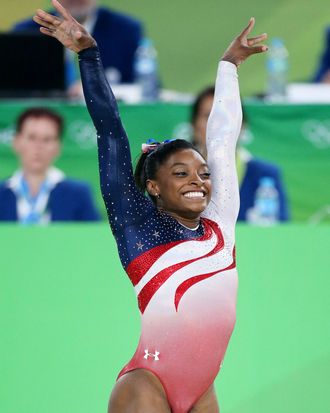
[0,127,15,146]
[67,120,97,149]
[302,120,330,149]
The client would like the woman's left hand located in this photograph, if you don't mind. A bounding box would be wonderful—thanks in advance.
[222,17,268,67]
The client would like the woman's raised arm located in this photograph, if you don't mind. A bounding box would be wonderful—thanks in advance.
[204,18,267,239]
[34,0,153,232]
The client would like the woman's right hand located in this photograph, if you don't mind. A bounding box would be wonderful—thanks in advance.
[33,0,96,53]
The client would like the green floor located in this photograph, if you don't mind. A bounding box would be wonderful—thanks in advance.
[1,224,329,412]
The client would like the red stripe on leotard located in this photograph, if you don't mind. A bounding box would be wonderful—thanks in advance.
[137,219,225,313]
[126,218,214,285]
[174,246,236,311]
[127,240,184,285]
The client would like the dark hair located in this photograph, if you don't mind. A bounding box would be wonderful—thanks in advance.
[16,107,64,138]
[191,86,215,124]
[191,86,247,124]
[134,139,203,204]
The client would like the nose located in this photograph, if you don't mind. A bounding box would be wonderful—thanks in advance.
[189,172,204,186]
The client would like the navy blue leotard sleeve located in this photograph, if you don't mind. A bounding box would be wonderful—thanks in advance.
[78,46,153,233]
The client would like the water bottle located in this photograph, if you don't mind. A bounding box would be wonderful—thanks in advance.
[134,38,159,102]
[247,177,279,225]
[266,38,289,102]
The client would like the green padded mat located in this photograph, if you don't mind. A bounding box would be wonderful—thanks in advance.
[1,224,329,412]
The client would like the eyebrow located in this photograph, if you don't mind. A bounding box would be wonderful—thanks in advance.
[170,162,209,168]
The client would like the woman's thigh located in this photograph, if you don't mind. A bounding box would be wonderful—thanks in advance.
[189,385,219,413]
[108,369,171,413]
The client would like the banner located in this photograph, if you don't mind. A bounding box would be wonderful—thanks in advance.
[1,100,329,222]
[244,101,330,222]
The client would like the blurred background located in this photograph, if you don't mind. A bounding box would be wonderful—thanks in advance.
[1,0,330,95]
[1,1,329,413]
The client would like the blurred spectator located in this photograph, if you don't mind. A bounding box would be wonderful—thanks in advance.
[191,86,290,222]
[12,0,144,97]
[313,26,330,83]
[0,108,100,223]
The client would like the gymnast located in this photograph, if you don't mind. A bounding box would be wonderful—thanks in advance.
[34,1,267,412]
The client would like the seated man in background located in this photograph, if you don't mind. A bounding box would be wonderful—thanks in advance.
[12,0,143,97]
[313,26,330,83]
[191,86,290,222]
[0,108,100,223]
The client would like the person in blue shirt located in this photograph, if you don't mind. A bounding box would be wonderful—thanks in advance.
[313,26,330,83]
[191,86,290,222]
[0,107,100,223]
[12,0,144,97]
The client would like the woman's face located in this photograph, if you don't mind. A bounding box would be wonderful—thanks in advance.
[146,149,212,220]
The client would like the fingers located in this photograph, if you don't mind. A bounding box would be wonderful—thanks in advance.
[34,9,60,26]
[52,0,72,20]
[39,27,56,38]
[247,33,268,46]
[238,17,255,39]
[33,15,56,30]
[249,44,268,55]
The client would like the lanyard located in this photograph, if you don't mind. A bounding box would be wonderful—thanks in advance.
[18,177,51,224]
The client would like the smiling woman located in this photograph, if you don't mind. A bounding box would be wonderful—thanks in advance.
[134,139,211,227]
[32,1,268,412]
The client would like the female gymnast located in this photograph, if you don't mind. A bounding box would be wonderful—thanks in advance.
[34,1,267,412]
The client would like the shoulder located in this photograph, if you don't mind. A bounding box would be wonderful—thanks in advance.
[0,181,16,205]
[323,26,330,50]
[48,179,100,221]
[0,181,13,195]
[11,14,46,32]
[325,26,330,39]
[96,7,142,31]
[50,179,97,209]
[53,179,93,196]
[0,182,17,220]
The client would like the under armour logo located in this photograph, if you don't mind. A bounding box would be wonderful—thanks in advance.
[144,349,160,361]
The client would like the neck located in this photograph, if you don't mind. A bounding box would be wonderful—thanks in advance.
[159,208,201,229]
[23,170,47,197]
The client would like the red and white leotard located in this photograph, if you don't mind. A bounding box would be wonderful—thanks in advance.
[79,47,241,413]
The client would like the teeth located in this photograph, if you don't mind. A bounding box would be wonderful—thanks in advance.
[184,191,205,198]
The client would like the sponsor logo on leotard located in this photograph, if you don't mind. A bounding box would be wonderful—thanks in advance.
[144,349,160,361]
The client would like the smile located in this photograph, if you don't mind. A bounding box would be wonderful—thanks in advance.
[183,191,206,199]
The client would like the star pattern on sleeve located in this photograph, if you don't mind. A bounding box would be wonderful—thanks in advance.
[152,231,160,239]
[136,241,145,251]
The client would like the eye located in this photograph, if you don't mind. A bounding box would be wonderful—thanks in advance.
[173,171,187,177]
[201,172,211,179]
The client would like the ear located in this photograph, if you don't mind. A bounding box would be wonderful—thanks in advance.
[146,179,160,197]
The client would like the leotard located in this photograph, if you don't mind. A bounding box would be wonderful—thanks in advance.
[79,47,242,413]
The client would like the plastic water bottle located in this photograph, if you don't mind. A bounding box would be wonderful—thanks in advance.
[247,177,279,225]
[134,38,159,102]
[266,38,289,101]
